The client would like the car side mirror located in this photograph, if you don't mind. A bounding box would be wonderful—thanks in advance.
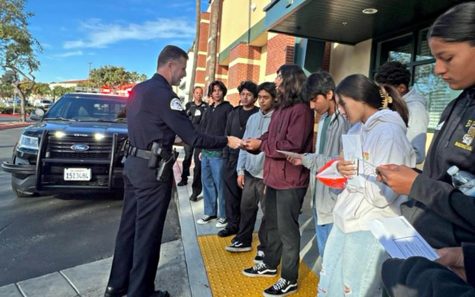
[29,108,45,121]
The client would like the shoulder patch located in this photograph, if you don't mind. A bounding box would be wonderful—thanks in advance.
[170,98,184,111]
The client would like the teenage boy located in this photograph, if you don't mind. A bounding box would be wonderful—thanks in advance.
[197,81,233,228]
[375,61,429,164]
[225,82,276,264]
[218,81,259,237]
[287,71,350,257]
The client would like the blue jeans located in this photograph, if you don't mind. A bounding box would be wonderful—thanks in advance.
[201,155,225,218]
[318,225,388,297]
[312,208,333,257]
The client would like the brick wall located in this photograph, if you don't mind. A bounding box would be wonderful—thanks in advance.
[194,12,210,88]
[226,43,261,106]
[266,34,295,76]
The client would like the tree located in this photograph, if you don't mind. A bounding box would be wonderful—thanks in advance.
[207,0,221,85]
[0,81,14,98]
[188,0,201,101]
[88,66,146,91]
[32,82,50,97]
[0,0,42,121]
[51,86,74,100]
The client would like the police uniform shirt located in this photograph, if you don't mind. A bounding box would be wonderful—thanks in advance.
[185,101,208,129]
[126,73,227,151]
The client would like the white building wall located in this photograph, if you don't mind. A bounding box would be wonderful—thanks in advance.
[329,39,372,84]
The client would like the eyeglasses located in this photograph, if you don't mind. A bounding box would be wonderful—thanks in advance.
[276,73,282,79]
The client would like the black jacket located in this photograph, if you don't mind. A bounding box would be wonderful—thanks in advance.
[200,101,233,152]
[382,243,475,297]
[402,87,475,248]
[223,106,259,159]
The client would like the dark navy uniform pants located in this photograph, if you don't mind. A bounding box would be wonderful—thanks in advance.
[108,156,173,297]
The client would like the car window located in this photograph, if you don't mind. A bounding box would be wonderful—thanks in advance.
[46,96,127,122]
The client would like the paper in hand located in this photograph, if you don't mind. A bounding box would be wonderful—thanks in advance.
[277,150,303,159]
[369,216,438,261]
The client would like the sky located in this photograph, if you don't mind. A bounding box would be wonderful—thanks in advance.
[26,0,210,83]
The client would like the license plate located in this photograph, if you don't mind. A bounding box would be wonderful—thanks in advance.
[64,168,91,181]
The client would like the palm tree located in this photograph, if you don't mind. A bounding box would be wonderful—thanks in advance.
[188,0,201,101]
[207,0,221,85]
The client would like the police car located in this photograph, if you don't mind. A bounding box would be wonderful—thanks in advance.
[1,93,128,198]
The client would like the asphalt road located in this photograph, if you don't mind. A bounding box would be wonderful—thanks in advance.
[0,128,181,286]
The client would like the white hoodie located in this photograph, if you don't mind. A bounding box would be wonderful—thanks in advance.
[333,109,416,233]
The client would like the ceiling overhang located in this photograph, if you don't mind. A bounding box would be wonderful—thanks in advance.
[264,0,462,45]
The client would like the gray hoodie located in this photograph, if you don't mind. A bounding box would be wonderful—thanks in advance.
[333,109,416,233]
[404,88,429,164]
[301,112,350,225]
[236,109,274,178]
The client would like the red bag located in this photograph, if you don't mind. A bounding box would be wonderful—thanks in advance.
[316,159,347,189]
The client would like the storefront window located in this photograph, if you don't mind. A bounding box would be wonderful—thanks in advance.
[374,29,461,130]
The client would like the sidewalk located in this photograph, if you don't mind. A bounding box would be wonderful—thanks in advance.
[0,153,319,297]
[0,114,31,131]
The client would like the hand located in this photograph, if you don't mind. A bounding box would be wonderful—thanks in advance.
[287,156,302,166]
[237,175,245,189]
[376,164,418,195]
[242,138,262,151]
[337,159,357,178]
[437,247,466,281]
[227,136,242,149]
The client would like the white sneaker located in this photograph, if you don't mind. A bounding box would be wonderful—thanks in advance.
[197,215,217,225]
[215,217,227,228]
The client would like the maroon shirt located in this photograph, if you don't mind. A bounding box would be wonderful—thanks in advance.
[260,102,314,189]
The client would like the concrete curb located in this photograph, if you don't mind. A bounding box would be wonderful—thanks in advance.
[0,122,31,131]
[173,155,213,297]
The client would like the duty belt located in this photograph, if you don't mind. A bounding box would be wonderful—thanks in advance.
[125,144,152,160]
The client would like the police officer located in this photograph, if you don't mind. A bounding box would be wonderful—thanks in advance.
[104,45,241,297]
[177,86,208,202]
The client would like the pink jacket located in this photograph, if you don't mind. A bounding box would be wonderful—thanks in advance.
[260,102,314,189]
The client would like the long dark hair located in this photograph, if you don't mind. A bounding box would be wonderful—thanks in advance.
[276,64,307,108]
[428,2,475,46]
[335,74,409,126]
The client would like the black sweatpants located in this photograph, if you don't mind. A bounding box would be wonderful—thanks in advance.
[223,157,241,230]
[233,172,266,251]
[264,186,306,283]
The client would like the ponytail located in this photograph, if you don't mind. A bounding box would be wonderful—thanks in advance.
[379,84,409,126]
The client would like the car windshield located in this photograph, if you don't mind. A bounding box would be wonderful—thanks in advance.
[45,95,127,122]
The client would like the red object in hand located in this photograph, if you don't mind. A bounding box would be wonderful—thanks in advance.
[316,159,347,189]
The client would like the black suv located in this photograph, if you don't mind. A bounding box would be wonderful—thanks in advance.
[1,93,128,198]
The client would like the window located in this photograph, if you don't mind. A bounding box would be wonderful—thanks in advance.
[373,28,461,130]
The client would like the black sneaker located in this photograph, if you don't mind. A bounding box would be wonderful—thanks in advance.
[218,227,237,237]
[189,193,199,202]
[242,262,277,277]
[263,278,298,296]
[225,241,252,252]
[254,250,265,263]
[177,179,187,186]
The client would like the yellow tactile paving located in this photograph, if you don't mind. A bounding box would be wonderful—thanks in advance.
[198,234,318,297]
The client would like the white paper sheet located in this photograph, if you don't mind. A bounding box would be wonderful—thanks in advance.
[369,216,438,260]
[276,150,303,159]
